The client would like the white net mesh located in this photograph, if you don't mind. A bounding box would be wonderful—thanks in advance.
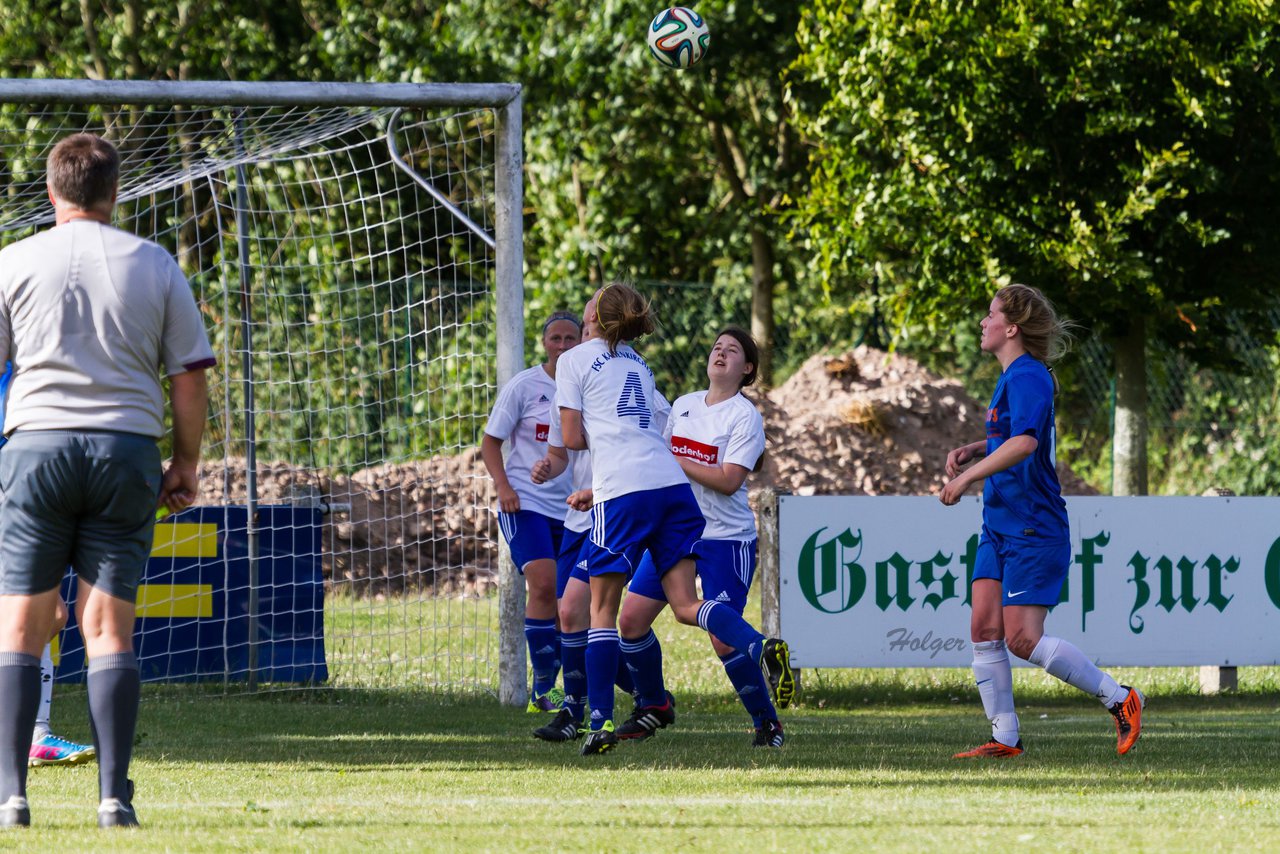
[0,98,506,693]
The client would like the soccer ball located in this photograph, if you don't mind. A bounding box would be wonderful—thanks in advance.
[646,8,710,69]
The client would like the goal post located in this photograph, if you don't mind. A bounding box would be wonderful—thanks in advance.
[0,79,527,702]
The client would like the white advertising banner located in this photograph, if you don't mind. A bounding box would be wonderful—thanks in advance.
[778,495,1280,667]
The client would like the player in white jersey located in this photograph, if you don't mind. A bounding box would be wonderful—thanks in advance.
[555,283,793,756]
[481,311,580,711]
[618,327,786,747]
[528,300,670,742]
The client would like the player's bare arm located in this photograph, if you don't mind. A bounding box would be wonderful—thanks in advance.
[945,440,988,479]
[677,456,750,496]
[159,368,209,514]
[530,444,569,484]
[940,435,1037,506]
[480,433,520,512]
[560,407,587,451]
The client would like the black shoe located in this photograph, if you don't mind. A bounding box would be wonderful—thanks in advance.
[533,708,585,742]
[0,796,30,828]
[579,722,618,755]
[616,691,676,740]
[98,780,139,829]
[759,638,795,709]
[753,719,785,748]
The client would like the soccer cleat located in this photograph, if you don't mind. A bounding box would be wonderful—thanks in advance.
[953,738,1025,758]
[753,719,785,748]
[533,708,585,742]
[97,798,139,829]
[615,692,676,740]
[526,686,565,714]
[759,638,795,709]
[28,732,96,767]
[0,795,30,828]
[1110,685,1145,755]
[579,720,618,756]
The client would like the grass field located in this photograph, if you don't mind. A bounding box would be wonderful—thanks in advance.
[14,600,1280,852]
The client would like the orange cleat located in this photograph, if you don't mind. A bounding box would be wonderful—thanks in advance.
[1110,686,1145,755]
[953,738,1024,758]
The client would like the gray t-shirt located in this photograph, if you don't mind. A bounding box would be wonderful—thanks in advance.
[0,219,215,438]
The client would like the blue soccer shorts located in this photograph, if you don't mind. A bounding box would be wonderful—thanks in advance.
[585,483,705,579]
[972,525,1069,607]
[629,537,756,613]
[497,510,565,573]
[556,527,591,598]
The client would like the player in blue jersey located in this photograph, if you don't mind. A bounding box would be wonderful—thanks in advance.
[941,284,1144,758]
[481,311,582,712]
[556,283,793,756]
[0,362,96,769]
[618,327,786,747]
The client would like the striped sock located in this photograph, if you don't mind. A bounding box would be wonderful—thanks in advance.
[559,631,588,722]
[720,651,775,727]
[585,628,619,731]
[696,601,765,660]
[524,618,560,696]
[620,630,666,707]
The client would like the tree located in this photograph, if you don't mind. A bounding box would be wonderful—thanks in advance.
[307,0,811,384]
[791,0,1280,493]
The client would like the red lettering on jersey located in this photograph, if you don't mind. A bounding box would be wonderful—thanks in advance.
[987,407,999,422]
[671,436,719,465]
[534,423,550,442]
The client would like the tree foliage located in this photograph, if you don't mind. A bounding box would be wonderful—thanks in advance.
[791,0,1280,365]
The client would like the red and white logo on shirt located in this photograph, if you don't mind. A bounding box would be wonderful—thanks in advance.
[534,423,550,442]
[671,435,719,465]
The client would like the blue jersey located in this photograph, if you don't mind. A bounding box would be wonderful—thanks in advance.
[982,354,1068,539]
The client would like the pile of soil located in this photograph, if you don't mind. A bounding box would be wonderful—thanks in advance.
[198,347,1094,594]
[749,346,1096,497]
[198,448,498,598]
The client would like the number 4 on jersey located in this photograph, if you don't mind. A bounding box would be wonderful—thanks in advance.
[616,371,651,429]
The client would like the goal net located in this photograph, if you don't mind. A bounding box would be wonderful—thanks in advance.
[0,81,526,697]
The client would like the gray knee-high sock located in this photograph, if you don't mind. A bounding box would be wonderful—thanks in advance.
[87,652,140,803]
[0,652,42,801]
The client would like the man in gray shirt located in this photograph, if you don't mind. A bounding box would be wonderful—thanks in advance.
[0,133,214,829]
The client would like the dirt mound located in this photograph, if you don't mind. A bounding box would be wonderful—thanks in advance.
[198,448,498,597]
[750,346,1095,497]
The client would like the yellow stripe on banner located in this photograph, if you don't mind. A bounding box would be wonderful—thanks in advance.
[151,523,218,558]
[135,584,214,619]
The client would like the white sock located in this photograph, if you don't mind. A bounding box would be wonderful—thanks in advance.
[972,640,1019,746]
[1028,635,1128,707]
[33,643,54,741]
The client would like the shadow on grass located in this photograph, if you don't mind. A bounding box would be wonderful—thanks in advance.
[41,683,1268,794]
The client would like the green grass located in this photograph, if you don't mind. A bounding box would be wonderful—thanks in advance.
[17,601,1280,851]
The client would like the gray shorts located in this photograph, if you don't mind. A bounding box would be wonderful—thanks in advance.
[0,430,162,600]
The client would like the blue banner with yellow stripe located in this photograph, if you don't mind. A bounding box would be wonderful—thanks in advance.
[56,505,328,684]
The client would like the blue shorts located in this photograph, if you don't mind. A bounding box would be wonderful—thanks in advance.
[972,525,1069,607]
[586,483,704,578]
[556,527,591,598]
[497,510,565,573]
[629,538,756,613]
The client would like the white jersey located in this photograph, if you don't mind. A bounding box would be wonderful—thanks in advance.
[555,338,684,503]
[546,403,592,533]
[484,364,572,519]
[666,390,765,540]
